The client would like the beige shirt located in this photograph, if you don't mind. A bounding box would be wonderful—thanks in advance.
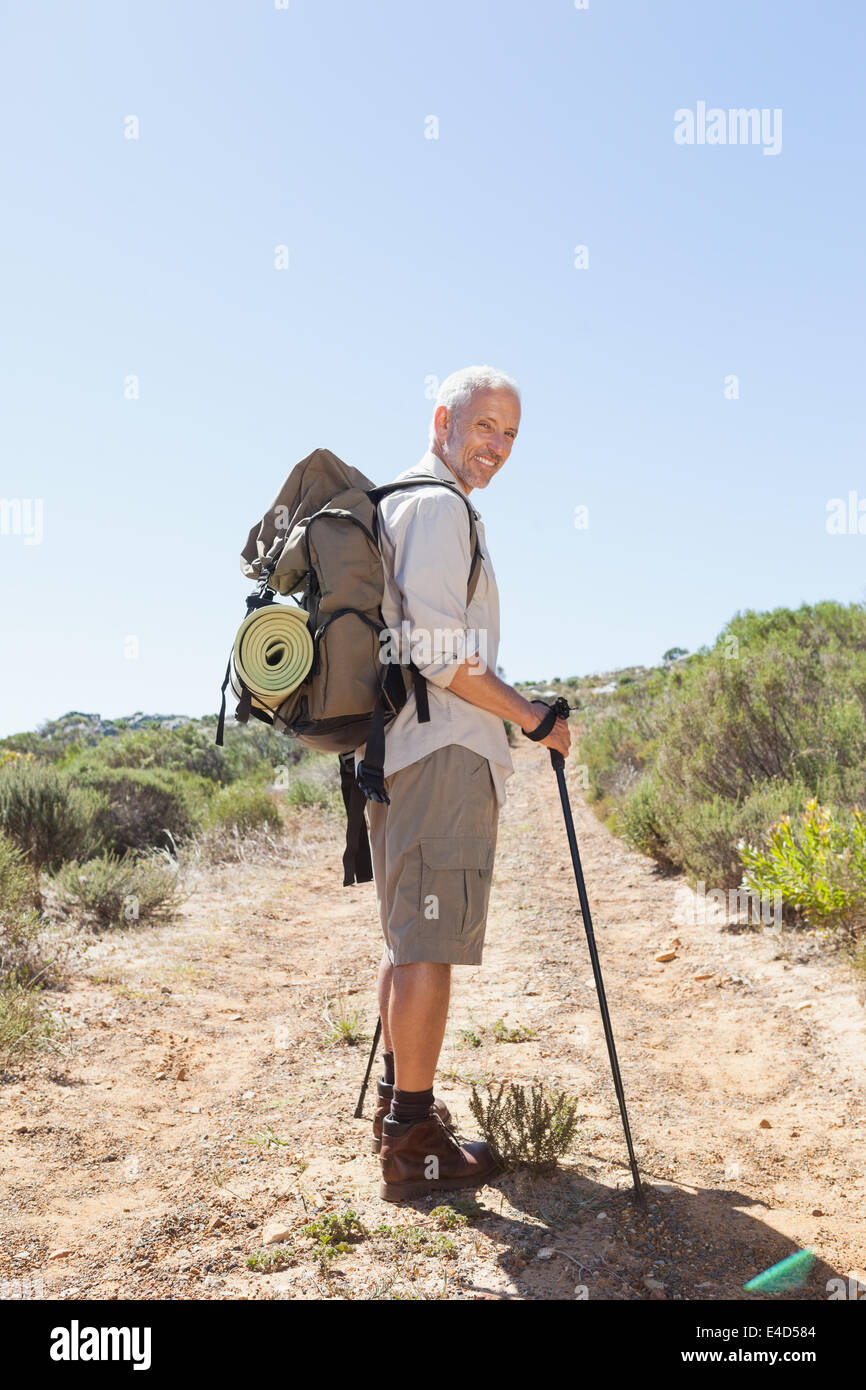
[355,450,514,806]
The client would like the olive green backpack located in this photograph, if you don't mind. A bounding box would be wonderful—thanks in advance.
[216,447,482,885]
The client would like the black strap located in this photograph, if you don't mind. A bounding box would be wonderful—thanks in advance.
[355,688,391,804]
[215,559,278,748]
[216,656,232,747]
[410,662,430,723]
[369,475,479,730]
[467,534,483,605]
[235,684,253,726]
[339,752,374,886]
[523,701,558,742]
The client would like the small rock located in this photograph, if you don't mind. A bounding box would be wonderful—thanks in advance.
[175,1067,188,1081]
[536,1248,554,1261]
[154,1072,166,1081]
[655,951,677,963]
[811,1209,823,1217]
[644,1276,665,1290]
[794,1001,813,1011]
[693,972,715,982]
[48,1249,74,1260]
[160,986,172,995]
[263,1224,292,1246]
[759,1119,772,1129]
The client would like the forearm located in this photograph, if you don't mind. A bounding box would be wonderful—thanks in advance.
[444,660,541,732]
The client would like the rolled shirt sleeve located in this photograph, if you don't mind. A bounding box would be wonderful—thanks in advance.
[385,488,480,689]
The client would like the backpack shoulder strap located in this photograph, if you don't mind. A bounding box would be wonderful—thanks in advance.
[368,476,483,605]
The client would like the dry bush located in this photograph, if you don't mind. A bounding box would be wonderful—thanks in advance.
[469,1081,582,1173]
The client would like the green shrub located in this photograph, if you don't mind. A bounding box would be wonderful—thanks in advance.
[323,992,365,1045]
[0,833,63,1061]
[620,774,812,887]
[0,760,107,871]
[62,721,293,787]
[53,850,182,928]
[0,829,38,915]
[0,833,53,987]
[0,981,61,1065]
[469,1081,581,1172]
[72,767,200,854]
[283,754,341,811]
[579,602,866,886]
[741,800,866,940]
[618,776,676,868]
[302,1210,366,1267]
[247,1246,295,1272]
[491,1018,534,1043]
[203,783,281,833]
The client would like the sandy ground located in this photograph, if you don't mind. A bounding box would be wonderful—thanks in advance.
[1,741,864,1302]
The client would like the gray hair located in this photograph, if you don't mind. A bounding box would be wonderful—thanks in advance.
[428,365,521,447]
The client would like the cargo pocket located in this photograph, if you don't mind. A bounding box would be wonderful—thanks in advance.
[419,837,494,939]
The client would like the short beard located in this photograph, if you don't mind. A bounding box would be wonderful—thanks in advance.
[439,428,471,489]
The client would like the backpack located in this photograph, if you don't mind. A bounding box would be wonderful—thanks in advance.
[215,447,483,886]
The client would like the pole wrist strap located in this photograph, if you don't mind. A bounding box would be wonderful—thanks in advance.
[522,702,558,742]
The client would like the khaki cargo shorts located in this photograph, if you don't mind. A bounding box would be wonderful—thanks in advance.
[366,743,499,966]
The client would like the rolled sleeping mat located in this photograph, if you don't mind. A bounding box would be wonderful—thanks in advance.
[229,601,314,714]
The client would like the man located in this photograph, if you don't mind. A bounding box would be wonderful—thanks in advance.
[358,365,571,1202]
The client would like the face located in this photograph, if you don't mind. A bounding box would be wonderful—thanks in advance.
[433,386,521,493]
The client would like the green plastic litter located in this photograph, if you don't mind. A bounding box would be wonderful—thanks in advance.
[743,1247,815,1293]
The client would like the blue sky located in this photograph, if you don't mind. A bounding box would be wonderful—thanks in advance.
[1,0,863,736]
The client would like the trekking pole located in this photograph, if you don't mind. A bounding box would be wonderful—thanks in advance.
[354,1016,382,1118]
[546,696,646,1210]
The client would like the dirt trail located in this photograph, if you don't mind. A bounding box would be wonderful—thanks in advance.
[1,743,864,1301]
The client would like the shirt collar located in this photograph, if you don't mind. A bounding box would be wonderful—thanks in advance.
[415,449,481,517]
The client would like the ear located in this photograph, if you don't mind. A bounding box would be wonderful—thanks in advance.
[433,404,451,442]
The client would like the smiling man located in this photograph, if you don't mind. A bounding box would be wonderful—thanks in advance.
[360,364,571,1202]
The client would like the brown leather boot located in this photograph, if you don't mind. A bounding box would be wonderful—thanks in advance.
[379,1112,498,1202]
[371,1080,453,1155]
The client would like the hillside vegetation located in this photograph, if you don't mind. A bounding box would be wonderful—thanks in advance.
[3,598,865,1068]
[0,711,340,1063]
[547,601,866,948]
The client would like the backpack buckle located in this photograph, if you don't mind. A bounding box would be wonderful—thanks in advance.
[355,759,391,804]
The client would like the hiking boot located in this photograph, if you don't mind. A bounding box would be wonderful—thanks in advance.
[371,1080,453,1154]
[379,1112,498,1203]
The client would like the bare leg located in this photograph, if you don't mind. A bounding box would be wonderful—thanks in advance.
[377,948,394,1053]
[388,961,451,1092]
